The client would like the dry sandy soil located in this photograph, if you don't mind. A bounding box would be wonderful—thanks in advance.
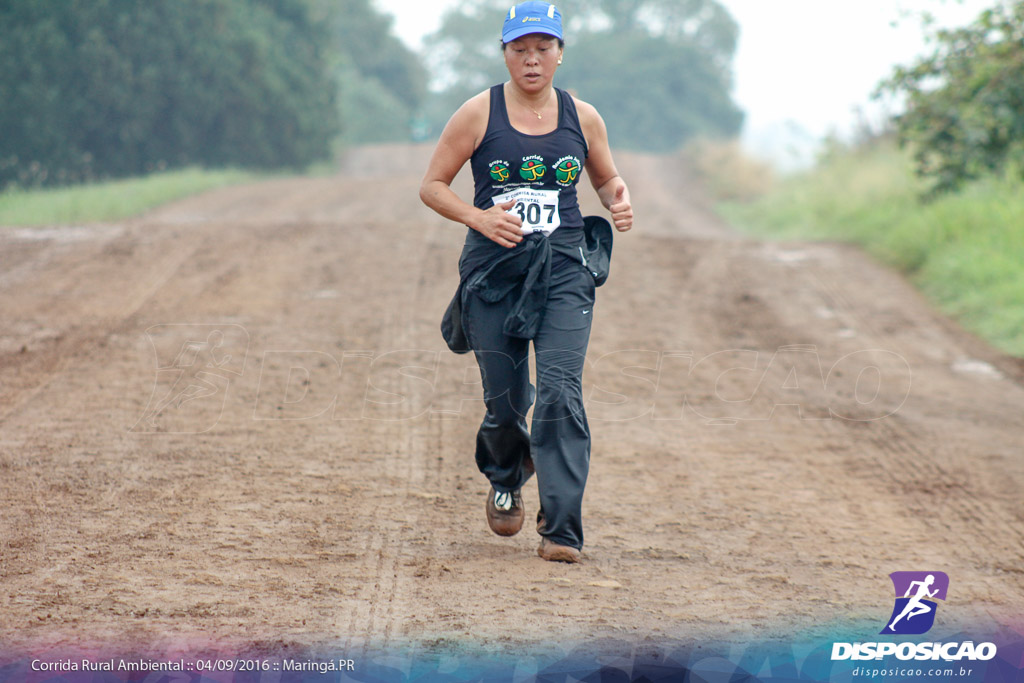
[1,145,1022,662]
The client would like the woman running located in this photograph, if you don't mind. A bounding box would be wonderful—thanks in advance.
[420,0,633,562]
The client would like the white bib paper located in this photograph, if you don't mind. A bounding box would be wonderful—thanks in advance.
[492,188,560,235]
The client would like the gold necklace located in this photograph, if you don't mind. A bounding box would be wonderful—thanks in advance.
[511,89,548,120]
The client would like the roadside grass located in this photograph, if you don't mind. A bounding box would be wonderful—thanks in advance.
[0,167,259,226]
[718,140,1024,357]
[684,138,775,203]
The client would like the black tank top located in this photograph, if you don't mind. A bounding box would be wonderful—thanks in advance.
[470,84,589,230]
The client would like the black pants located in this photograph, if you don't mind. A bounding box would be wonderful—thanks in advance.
[463,253,596,550]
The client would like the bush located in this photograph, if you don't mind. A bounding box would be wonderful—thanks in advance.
[877,2,1024,195]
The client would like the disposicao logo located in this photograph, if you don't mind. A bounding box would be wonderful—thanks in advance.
[882,571,949,635]
[831,571,997,663]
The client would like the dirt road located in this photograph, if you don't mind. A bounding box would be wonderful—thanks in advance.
[1,145,1022,659]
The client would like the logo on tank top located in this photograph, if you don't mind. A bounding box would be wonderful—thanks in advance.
[519,155,547,182]
[554,155,582,186]
[488,160,510,182]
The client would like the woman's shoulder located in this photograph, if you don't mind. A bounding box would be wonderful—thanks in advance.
[568,94,606,141]
[441,87,500,153]
[464,85,504,113]
[568,94,600,123]
[468,87,495,108]
[450,88,496,127]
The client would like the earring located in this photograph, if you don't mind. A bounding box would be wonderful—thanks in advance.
[557,58,562,64]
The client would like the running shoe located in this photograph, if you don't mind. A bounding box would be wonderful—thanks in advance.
[537,538,581,563]
[485,487,524,536]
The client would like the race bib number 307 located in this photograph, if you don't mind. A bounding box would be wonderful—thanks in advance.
[492,188,560,235]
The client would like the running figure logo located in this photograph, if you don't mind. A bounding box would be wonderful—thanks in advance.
[489,161,510,182]
[520,156,546,181]
[881,571,949,635]
[555,156,581,186]
[132,324,249,433]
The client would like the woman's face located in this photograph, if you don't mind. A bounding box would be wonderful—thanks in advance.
[503,34,563,91]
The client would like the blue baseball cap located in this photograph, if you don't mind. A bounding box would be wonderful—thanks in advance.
[502,1,563,43]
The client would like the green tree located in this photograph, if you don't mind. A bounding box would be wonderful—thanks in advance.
[421,0,743,150]
[555,0,737,65]
[332,0,428,143]
[0,0,339,188]
[877,2,1024,194]
[558,30,742,150]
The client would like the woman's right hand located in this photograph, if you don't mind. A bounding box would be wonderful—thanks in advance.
[473,200,523,248]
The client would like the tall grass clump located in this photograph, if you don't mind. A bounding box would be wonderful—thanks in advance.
[685,138,775,203]
[0,167,256,226]
[719,139,1024,357]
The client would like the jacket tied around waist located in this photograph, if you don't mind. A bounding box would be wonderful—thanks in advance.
[441,215,613,354]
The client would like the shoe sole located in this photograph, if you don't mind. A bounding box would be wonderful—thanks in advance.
[488,519,523,536]
[537,540,580,563]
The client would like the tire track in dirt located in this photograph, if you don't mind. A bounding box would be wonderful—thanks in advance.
[352,230,440,654]
[866,418,1024,569]
[0,227,201,426]
[716,226,1024,627]
[781,242,1024,561]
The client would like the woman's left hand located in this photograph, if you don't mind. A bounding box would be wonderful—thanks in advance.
[609,184,633,232]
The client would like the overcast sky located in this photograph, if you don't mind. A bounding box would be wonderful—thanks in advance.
[372,0,994,167]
